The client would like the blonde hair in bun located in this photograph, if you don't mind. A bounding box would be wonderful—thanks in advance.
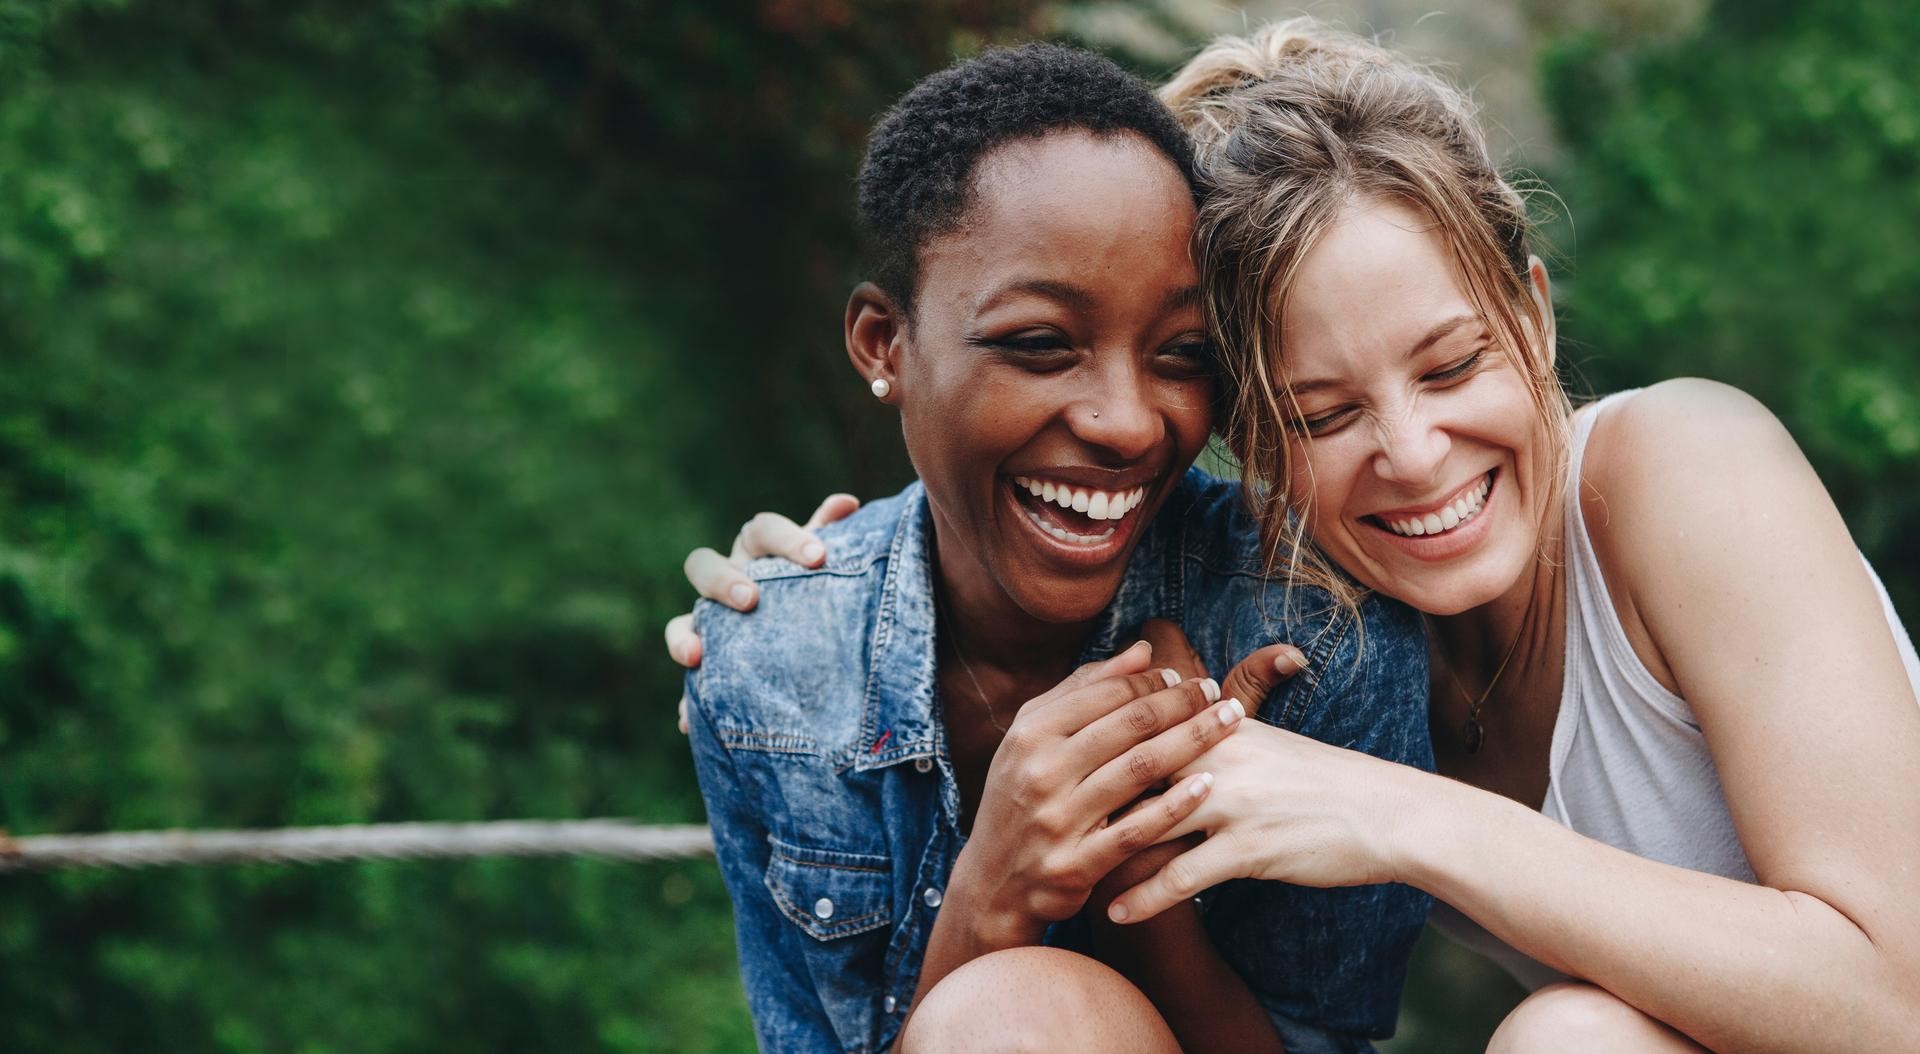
[1164,17,1568,618]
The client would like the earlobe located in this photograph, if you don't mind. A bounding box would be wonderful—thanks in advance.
[846,282,905,403]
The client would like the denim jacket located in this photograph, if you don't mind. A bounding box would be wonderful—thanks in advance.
[686,469,1432,1053]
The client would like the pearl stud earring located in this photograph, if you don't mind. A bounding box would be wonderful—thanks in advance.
[870,378,891,399]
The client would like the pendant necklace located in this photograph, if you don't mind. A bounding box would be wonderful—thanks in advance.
[1429,612,1528,755]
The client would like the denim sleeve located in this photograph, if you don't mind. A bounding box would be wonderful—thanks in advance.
[684,674,843,1054]
[1200,593,1434,1040]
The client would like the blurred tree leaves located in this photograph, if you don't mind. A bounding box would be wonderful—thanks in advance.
[0,1,1035,1050]
[1543,0,1920,608]
[2,0,1916,1049]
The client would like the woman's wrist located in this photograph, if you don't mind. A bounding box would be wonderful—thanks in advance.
[1385,770,1519,893]
[943,850,1048,950]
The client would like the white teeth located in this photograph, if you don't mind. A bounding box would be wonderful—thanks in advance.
[1022,507,1115,545]
[1011,476,1149,523]
[1380,473,1493,539]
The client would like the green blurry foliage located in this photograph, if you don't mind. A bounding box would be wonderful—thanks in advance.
[0,0,1033,1050]
[1543,0,1920,612]
[3,0,1915,1049]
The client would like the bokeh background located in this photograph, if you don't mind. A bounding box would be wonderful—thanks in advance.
[2,0,1915,1050]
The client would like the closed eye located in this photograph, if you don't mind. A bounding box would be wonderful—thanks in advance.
[967,331,1076,370]
[1294,405,1357,437]
[1424,348,1485,384]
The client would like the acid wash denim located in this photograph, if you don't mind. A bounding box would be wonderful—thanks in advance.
[686,469,1433,1054]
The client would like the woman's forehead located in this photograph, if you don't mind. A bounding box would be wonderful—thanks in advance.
[915,132,1199,312]
[1283,200,1477,359]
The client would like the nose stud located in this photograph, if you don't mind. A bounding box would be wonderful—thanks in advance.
[1091,410,1100,419]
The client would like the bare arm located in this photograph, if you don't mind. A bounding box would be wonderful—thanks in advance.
[1114,381,1920,1052]
[1423,380,1920,1050]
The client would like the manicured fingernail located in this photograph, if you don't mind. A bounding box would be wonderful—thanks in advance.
[728,583,754,608]
[1160,668,1180,688]
[1192,771,1215,793]
[1217,698,1243,726]
[1280,647,1309,672]
[1109,902,1130,922]
[801,542,824,563]
[1199,677,1220,703]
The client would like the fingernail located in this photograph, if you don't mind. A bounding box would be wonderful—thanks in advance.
[1160,668,1180,688]
[728,583,754,608]
[1109,902,1131,923]
[1192,771,1215,793]
[1199,677,1220,703]
[1280,647,1309,672]
[801,542,824,563]
[1217,698,1243,726]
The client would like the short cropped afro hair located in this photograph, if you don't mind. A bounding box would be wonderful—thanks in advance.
[856,43,1198,314]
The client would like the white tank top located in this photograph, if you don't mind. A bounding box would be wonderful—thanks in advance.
[1428,389,1920,990]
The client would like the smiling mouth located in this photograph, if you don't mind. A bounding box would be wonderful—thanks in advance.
[1366,470,1496,538]
[1009,475,1149,546]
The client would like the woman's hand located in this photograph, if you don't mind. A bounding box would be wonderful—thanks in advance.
[665,493,859,731]
[1104,721,1422,923]
[1103,619,1422,923]
[942,640,1253,947]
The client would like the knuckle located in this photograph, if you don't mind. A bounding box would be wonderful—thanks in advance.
[1186,714,1216,749]
[1124,749,1160,785]
[1111,821,1147,855]
[1165,858,1203,897]
[1124,700,1159,735]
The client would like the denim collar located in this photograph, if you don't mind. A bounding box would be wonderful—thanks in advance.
[853,483,942,774]
[851,479,1186,776]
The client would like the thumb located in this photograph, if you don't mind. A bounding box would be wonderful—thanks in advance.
[1220,643,1308,717]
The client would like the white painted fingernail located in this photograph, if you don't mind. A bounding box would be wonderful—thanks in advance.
[728,583,753,607]
[1160,668,1180,688]
[1200,678,1220,703]
[1217,699,1242,726]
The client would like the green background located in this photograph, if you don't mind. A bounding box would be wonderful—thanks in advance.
[1,0,1914,1050]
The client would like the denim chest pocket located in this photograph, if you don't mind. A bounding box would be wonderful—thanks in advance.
[764,837,895,1052]
[765,837,893,938]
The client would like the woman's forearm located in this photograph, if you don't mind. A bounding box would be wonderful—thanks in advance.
[1395,774,1920,1052]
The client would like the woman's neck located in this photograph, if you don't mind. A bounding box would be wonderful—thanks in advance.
[1428,496,1566,685]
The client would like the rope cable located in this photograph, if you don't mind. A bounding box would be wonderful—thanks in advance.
[0,820,714,873]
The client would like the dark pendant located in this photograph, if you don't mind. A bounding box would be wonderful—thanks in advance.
[1462,718,1485,754]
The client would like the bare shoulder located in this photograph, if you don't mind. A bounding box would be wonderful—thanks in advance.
[1580,378,1811,530]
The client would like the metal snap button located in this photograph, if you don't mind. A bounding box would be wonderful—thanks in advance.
[813,897,834,920]
[913,757,933,773]
[883,995,898,1015]
[922,887,942,909]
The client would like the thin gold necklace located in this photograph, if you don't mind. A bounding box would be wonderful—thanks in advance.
[937,594,1010,733]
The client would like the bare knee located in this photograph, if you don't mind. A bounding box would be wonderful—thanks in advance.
[898,947,1178,1054]
[1488,982,1703,1054]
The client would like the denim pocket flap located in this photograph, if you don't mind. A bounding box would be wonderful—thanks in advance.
[764,837,893,941]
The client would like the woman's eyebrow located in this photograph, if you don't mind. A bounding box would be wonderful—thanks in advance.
[1165,285,1203,312]
[976,277,1095,313]
[1406,314,1480,359]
